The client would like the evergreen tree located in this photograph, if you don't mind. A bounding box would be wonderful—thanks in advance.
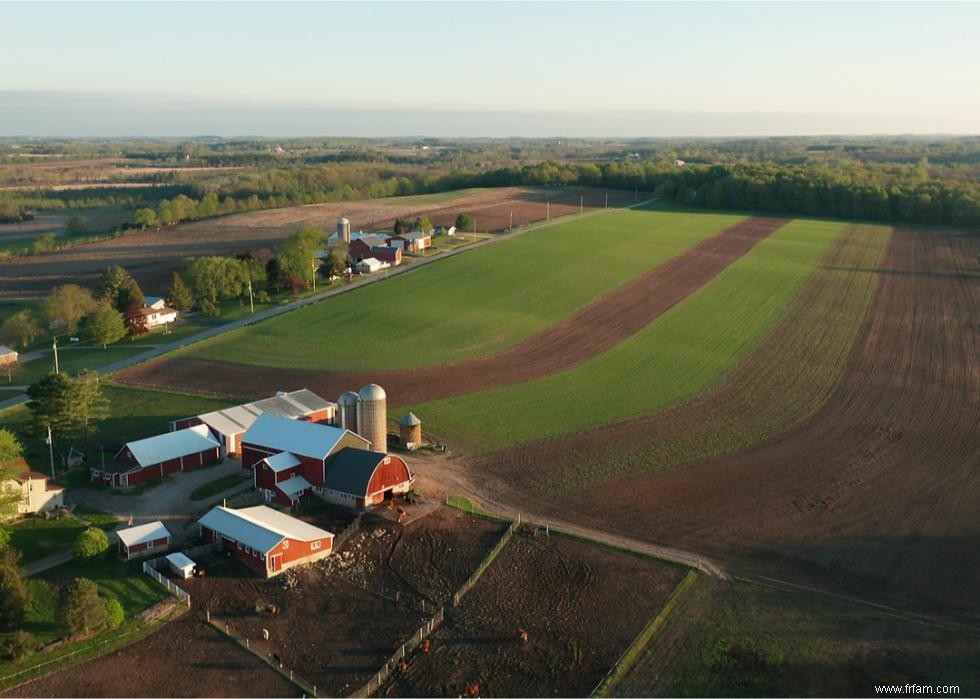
[0,547,31,631]
[165,271,194,312]
[59,577,106,636]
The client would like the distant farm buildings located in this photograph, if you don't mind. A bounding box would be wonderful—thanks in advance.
[138,297,179,328]
[388,231,431,253]
[198,505,334,577]
[0,345,18,367]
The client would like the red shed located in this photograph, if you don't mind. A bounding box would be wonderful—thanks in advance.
[116,520,172,560]
[198,505,333,578]
[91,425,221,488]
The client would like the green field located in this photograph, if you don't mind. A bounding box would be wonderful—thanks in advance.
[533,224,892,494]
[612,575,980,697]
[406,218,846,453]
[183,208,745,371]
[8,513,116,564]
[0,384,235,474]
[11,345,147,386]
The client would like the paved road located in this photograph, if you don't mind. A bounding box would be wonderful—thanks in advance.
[0,200,653,412]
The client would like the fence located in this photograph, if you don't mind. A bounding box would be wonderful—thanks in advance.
[590,569,701,697]
[348,607,445,698]
[452,519,519,607]
[207,616,320,697]
[0,607,185,691]
[142,558,191,606]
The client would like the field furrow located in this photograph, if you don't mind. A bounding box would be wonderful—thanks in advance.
[407,218,845,452]
[116,214,780,403]
[478,223,892,494]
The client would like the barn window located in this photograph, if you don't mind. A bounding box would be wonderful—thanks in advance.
[282,540,289,549]
[311,541,321,550]
[237,542,243,551]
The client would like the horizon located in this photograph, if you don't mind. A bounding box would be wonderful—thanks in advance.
[2,1,978,137]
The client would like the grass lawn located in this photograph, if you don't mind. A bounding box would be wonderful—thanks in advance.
[189,473,250,501]
[184,208,746,372]
[407,218,845,453]
[12,345,146,386]
[8,508,118,564]
[0,384,235,475]
[612,575,980,697]
[0,556,171,684]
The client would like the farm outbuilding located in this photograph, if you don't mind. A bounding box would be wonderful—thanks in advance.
[172,389,335,456]
[354,257,389,274]
[116,520,172,560]
[399,412,422,449]
[388,231,432,252]
[321,448,414,510]
[242,413,370,506]
[198,505,334,578]
[165,552,196,579]
[138,297,179,328]
[0,345,18,366]
[92,425,221,488]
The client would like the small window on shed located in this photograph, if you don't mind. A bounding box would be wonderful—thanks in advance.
[311,540,321,550]
[384,456,390,465]
[282,540,289,549]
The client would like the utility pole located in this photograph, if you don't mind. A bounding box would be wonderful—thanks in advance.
[248,280,254,314]
[580,195,583,215]
[547,201,550,220]
[605,193,608,208]
[52,337,60,374]
[473,217,476,236]
[311,257,317,292]
[509,210,513,230]
[46,425,55,480]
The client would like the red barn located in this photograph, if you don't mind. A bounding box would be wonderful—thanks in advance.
[116,521,172,560]
[171,389,335,457]
[198,505,333,577]
[321,448,414,510]
[91,425,220,488]
[347,236,401,266]
[242,414,371,506]
[388,231,432,253]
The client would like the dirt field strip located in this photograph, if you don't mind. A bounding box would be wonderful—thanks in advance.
[0,187,633,299]
[480,223,892,495]
[116,216,785,404]
[475,225,979,619]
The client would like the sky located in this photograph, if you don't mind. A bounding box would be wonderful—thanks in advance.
[1,1,978,137]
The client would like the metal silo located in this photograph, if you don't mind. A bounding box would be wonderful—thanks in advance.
[337,217,351,244]
[338,391,360,433]
[357,383,387,453]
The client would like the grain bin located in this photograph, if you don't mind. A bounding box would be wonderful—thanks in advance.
[357,383,387,453]
[399,412,422,450]
[338,391,360,433]
[337,216,351,244]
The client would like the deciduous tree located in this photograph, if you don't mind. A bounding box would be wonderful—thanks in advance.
[59,577,106,636]
[0,311,41,351]
[73,528,109,562]
[85,303,126,350]
[42,284,97,335]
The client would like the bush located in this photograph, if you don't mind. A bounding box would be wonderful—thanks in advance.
[200,299,221,317]
[4,630,36,663]
[73,527,110,562]
[103,595,124,629]
[254,290,270,303]
[59,577,106,636]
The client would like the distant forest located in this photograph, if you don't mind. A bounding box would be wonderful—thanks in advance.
[1,136,978,228]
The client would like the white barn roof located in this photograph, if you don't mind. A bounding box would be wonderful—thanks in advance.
[278,475,313,499]
[189,389,332,439]
[123,425,219,467]
[263,451,301,473]
[243,414,362,460]
[198,505,332,554]
[117,521,171,548]
[165,552,196,571]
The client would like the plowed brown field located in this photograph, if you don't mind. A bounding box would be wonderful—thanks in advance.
[0,187,632,299]
[477,226,980,618]
[115,216,786,404]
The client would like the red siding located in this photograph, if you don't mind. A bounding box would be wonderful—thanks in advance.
[367,455,411,495]
[267,535,333,570]
[173,417,203,431]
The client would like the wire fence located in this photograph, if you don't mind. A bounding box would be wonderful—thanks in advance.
[142,558,191,606]
[452,519,519,607]
[207,615,320,697]
[347,607,445,698]
[0,607,184,691]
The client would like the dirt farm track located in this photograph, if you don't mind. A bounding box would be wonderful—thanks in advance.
[0,187,635,299]
[469,226,980,620]
[118,216,788,403]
